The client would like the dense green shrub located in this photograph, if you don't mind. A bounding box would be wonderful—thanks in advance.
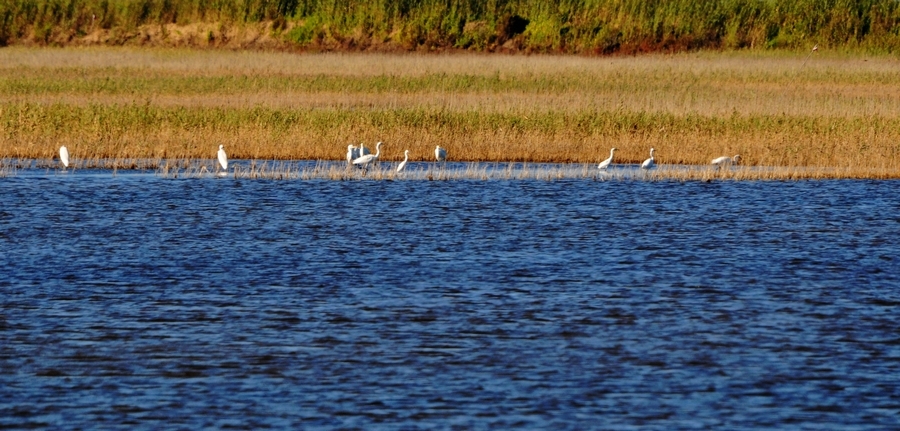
[1,0,899,52]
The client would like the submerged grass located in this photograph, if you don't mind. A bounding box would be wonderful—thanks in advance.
[1,48,899,179]
[152,160,900,181]
[8,156,894,181]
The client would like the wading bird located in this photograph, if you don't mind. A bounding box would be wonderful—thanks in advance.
[711,155,741,168]
[435,145,447,163]
[59,145,69,168]
[346,144,358,165]
[217,144,228,172]
[397,150,410,172]
[353,141,382,171]
[641,148,656,170]
[359,143,370,158]
[598,147,617,170]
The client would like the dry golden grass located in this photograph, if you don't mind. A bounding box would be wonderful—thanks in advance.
[1,47,899,178]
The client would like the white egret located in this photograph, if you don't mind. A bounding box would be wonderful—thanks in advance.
[711,154,741,168]
[598,147,617,170]
[641,147,656,170]
[217,144,228,171]
[346,144,358,165]
[397,149,410,172]
[59,145,69,168]
[353,141,382,171]
[359,143,371,158]
[435,145,447,162]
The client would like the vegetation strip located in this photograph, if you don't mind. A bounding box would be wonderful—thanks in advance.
[0,48,898,179]
[3,0,900,54]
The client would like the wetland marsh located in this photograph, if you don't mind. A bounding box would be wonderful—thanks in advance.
[3,47,900,428]
[1,47,899,179]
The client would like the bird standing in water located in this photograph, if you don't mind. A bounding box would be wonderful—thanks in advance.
[598,148,617,170]
[59,146,69,168]
[641,148,656,170]
[397,150,410,172]
[346,144,358,165]
[711,155,741,169]
[217,144,228,173]
[353,141,383,171]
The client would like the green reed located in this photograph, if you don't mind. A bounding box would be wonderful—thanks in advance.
[3,0,900,53]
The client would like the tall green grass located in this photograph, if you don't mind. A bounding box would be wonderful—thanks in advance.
[3,0,900,53]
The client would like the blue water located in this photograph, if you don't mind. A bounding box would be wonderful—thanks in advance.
[1,171,899,429]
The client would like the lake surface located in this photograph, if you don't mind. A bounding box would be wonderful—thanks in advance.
[1,168,899,429]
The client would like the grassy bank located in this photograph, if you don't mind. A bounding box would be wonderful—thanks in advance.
[2,0,900,53]
[0,48,899,178]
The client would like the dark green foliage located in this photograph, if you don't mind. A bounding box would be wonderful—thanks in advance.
[1,0,899,52]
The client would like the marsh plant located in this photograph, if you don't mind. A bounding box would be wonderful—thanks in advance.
[1,48,899,179]
[146,158,892,182]
[3,0,900,54]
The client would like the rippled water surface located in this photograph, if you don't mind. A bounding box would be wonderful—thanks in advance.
[2,170,899,429]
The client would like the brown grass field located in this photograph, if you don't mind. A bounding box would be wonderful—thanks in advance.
[1,47,899,179]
